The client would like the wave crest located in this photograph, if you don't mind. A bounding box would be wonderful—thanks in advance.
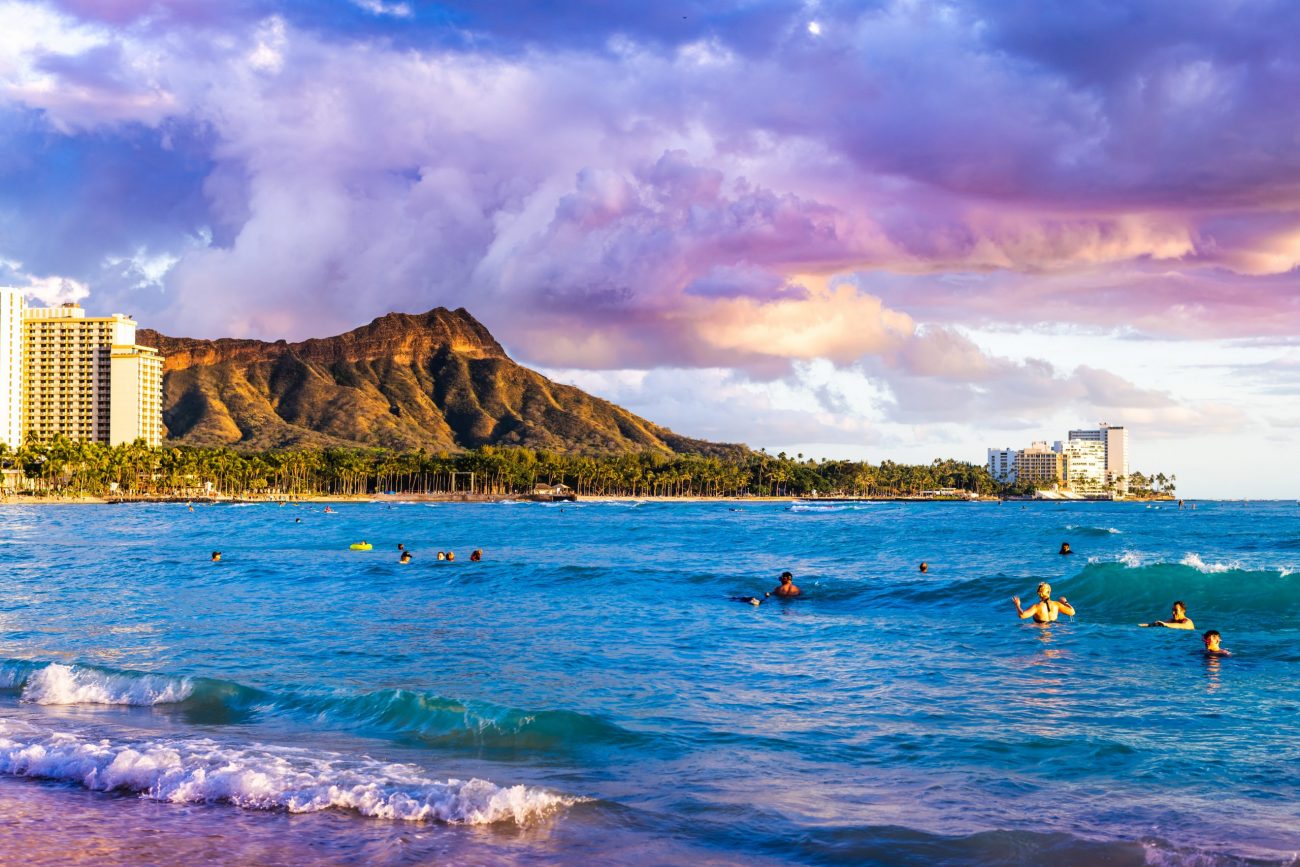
[0,720,577,825]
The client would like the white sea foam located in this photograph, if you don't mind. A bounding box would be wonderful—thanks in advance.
[790,503,880,513]
[20,663,193,706]
[1179,553,1238,574]
[0,720,576,825]
[1119,551,1144,568]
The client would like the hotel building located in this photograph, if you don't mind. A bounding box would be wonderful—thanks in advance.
[0,288,22,449]
[1013,441,1064,487]
[986,447,1018,483]
[0,294,164,448]
[1055,437,1107,495]
[1068,423,1129,492]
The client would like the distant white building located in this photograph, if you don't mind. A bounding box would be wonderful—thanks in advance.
[1068,422,1129,493]
[1056,438,1107,495]
[987,447,1017,483]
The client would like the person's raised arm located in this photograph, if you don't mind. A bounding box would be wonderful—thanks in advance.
[1013,596,1038,619]
[1056,597,1076,616]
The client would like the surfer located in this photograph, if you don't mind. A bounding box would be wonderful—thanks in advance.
[1059,542,1073,555]
[1140,601,1194,629]
[1013,582,1074,622]
[771,571,801,597]
[1203,630,1231,656]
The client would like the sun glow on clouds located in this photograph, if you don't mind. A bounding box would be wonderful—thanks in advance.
[2,0,1299,494]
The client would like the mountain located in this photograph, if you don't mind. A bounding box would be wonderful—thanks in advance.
[136,308,744,456]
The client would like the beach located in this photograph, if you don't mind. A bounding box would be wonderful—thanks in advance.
[1,499,1297,865]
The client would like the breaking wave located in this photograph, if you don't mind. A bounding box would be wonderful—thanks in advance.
[0,660,647,754]
[0,718,577,825]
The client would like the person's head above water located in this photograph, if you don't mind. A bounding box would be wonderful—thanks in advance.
[1173,600,1187,618]
[1037,582,1052,600]
[399,551,411,563]
[919,561,928,573]
[436,551,446,560]
[780,571,793,584]
[211,551,221,562]
[1203,629,1225,652]
[447,551,455,561]
[1059,542,1072,555]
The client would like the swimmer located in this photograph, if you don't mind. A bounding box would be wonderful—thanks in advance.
[399,551,412,564]
[919,561,928,574]
[294,517,301,523]
[771,571,801,597]
[436,551,446,561]
[187,501,194,513]
[1059,542,1073,555]
[1140,600,1194,629]
[211,551,222,562]
[324,506,335,514]
[446,551,456,562]
[1013,582,1074,623]
[1203,630,1231,656]
[397,543,405,551]
[470,549,482,562]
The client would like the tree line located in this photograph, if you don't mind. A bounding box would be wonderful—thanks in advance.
[0,436,1175,500]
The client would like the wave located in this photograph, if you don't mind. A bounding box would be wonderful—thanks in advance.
[789,503,882,513]
[0,660,647,754]
[0,718,577,825]
[1061,524,1122,536]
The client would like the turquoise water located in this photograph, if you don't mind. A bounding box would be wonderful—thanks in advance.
[1,500,1298,865]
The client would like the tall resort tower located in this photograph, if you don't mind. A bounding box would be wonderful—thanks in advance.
[22,302,163,447]
[0,287,23,450]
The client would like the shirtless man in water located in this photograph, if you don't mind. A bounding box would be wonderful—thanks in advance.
[771,571,801,597]
[1140,600,1194,629]
[1013,582,1075,622]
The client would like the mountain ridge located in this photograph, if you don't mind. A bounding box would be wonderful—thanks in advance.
[136,307,745,457]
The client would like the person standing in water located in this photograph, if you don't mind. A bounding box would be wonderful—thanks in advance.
[1013,582,1075,622]
[399,551,412,564]
[771,571,801,597]
[1140,601,1194,629]
[919,562,928,574]
[1059,542,1073,555]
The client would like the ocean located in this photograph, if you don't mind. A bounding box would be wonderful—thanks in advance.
[0,499,1297,865]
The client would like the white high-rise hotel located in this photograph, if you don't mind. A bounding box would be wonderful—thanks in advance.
[987,422,1130,495]
[0,288,162,450]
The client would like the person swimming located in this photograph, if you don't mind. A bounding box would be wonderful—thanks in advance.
[771,571,801,597]
[919,561,928,573]
[1013,582,1075,622]
[399,551,412,564]
[397,543,405,551]
[1203,630,1231,656]
[436,551,446,561]
[1141,600,1194,629]
[211,551,222,562]
[1059,542,1073,555]
[470,549,482,562]
[446,551,456,562]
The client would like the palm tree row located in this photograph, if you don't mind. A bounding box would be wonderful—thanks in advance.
[0,437,1012,499]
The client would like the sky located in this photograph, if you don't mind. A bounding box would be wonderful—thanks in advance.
[1,0,1299,497]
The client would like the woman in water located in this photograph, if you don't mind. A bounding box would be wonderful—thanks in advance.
[1013,582,1075,622]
